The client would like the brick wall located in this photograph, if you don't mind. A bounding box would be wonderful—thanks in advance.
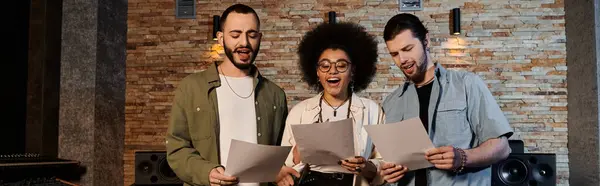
[126,0,568,185]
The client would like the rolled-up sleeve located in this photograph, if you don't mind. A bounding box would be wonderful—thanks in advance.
[465,74,514,143]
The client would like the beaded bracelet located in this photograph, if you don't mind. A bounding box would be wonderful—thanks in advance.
[453,147,467,173]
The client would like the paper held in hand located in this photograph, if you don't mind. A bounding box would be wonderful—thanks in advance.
[290,118,355,166]
[363,117,435,170]
[224,139,292,183]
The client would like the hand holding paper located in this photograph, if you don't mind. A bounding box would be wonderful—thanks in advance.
[209,167,238,185]
[223,139,292,183]
[379,162,409,183]
[363,117,435,171]
[290,118,355,166]
[424,146,461,171]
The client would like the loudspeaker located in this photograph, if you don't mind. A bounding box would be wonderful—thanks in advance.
[509,140,524,153]
[135,151,183,185]
[491,153,556,186]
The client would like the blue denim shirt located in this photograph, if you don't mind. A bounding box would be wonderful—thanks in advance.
[382,63,513,186]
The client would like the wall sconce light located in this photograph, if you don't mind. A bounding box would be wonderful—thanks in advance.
[213,15,220,41]
[451,8,461,35]
[328,11,336,24]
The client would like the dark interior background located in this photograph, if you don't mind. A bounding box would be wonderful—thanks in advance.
[3,0,62,157]
[2,0,31,155]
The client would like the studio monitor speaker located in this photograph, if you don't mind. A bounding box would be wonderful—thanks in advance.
[135,151,183,185]
[509,140,524,153]
[491,153,556,186]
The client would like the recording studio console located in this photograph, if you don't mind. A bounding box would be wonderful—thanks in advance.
[0,177,76,186]
[0,153,82,185]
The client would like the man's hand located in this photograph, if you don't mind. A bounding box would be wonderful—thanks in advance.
[209,166,238,186]
[340,156,367,175]
[379,162,408,183]
[276,166,300,186]
[425,146,459,170]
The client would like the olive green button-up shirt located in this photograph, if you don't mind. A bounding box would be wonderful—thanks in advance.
[166,62,288,186]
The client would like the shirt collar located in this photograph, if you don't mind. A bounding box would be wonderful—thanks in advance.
[305,92,365,112]
[399,62,448,97]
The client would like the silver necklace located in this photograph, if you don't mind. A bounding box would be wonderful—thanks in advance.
[219,65,255,99]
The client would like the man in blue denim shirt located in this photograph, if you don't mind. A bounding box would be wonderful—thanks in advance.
[378,13,514,186]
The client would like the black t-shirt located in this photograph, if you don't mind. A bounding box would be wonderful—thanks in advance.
[415,81,434,186]
[417,82,434,131]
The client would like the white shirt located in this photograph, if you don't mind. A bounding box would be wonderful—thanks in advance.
[320,99,350,123]
[281,93,386,186]
[217,74,258,186]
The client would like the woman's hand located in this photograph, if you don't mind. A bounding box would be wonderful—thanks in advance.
[339,156,367,175]
[379,162,409,183]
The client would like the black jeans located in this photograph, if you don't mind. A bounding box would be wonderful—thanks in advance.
[298,170,354,186]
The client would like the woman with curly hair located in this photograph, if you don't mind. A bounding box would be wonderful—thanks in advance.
[277,22,398,186]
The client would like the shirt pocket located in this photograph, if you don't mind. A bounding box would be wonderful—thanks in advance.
[188,109,214,141]
[435,100,470,136]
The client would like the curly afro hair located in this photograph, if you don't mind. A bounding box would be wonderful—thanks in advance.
[297,22,379,93]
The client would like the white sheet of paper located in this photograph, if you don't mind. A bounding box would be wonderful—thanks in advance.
[363,117,435,170]
[290,118,355,166]
[224,139,292,183]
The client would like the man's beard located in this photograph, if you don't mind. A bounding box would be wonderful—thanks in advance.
[406,50,429,83]
[223,41,260,70]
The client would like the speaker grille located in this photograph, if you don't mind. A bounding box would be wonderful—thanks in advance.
[136,161,153,176]
[135,151,183,185]
[498,158,529,185]
[532,163,554,182]
[491,153,556,186]
[158,157,179,181]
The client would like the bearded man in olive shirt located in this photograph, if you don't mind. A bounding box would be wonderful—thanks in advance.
[165,4,298,186]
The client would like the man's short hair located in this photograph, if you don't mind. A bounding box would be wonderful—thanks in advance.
[219,4,260,30]
[383,13,429,45]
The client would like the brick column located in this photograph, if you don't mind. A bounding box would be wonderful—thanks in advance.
[58,0,127,185]
[565,0,600,185]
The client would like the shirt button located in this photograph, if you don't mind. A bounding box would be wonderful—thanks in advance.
[257,133,262,137]
[273,106,277,110]
[196,107,200,111]
[255,101,258,105]
[257,117,261,121]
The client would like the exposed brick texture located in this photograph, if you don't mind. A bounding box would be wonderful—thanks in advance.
[126,0,568,185]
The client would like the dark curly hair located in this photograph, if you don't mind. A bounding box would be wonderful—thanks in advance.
[297,22,379,93]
